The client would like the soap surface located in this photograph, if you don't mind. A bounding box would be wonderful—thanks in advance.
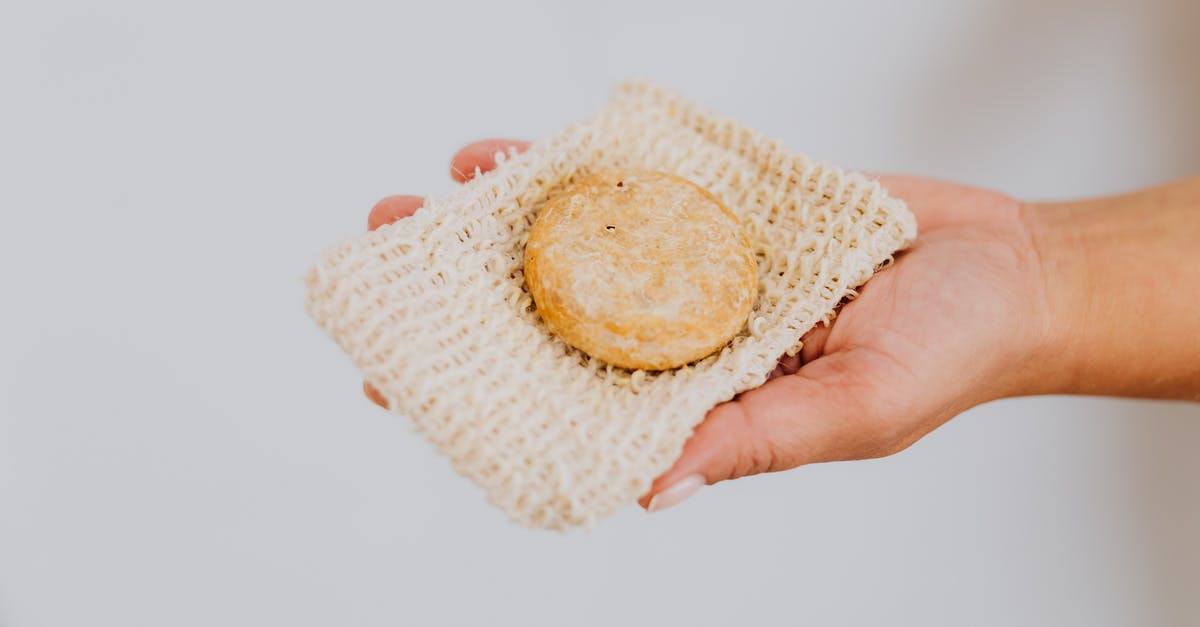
[524,170,758,370]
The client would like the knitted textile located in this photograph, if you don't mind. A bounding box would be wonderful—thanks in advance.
[305,83,918,529]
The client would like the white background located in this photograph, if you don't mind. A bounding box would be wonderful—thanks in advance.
[2,1,1198,625]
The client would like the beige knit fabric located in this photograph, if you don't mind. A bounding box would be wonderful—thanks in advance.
[305,82,918,530]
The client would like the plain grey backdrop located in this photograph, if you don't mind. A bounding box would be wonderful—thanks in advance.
[2,1,1198,625]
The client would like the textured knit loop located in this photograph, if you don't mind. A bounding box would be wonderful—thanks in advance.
[305,82,917,530]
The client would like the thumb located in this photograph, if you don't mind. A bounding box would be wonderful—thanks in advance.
[639,348,907,511]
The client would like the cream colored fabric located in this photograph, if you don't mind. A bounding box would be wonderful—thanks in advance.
[305,82,918,529]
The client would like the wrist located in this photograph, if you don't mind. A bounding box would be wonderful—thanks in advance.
[1017,199,1095,395]
[1019,179,1200,399]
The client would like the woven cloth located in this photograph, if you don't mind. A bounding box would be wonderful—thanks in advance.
[305,82,918,529]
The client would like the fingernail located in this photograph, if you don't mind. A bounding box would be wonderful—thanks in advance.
[647,474,705,513]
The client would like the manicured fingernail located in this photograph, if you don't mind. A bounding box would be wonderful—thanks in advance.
[647,474,705,513]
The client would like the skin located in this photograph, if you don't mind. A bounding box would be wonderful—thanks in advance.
[363,139,1200,510]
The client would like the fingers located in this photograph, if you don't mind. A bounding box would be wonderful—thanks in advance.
[368,139,530,229]
[640,349,905,509]
[766,353,802,381]
[368,195,425,231]
[449,139,531,182]
[370,139,530,230]
[363,381,388,409]
[362,195,425,407]
[799,322,834,364]
[361,140,529,409]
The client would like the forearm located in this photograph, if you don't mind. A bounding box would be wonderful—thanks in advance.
[1026,177,1200,400]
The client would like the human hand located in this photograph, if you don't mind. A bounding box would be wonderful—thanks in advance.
[360,139,1200,514]
[361,140,1056,507]
[643,172,1200,511]
[641,173,1061,509]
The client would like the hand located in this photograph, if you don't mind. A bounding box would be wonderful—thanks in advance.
[641,174,1062,509]
[361,140,1057,507]
[360,139,1200,514]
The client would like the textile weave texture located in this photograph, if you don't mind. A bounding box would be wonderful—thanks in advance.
[305,82,918,529]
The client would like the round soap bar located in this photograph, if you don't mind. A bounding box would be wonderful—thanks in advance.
[524,170,758,370]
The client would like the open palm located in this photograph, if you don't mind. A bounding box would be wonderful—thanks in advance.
[362,140,1057,510]
[643,174,1057,502]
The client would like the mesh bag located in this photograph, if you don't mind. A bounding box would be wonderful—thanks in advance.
[305,82,917,529]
